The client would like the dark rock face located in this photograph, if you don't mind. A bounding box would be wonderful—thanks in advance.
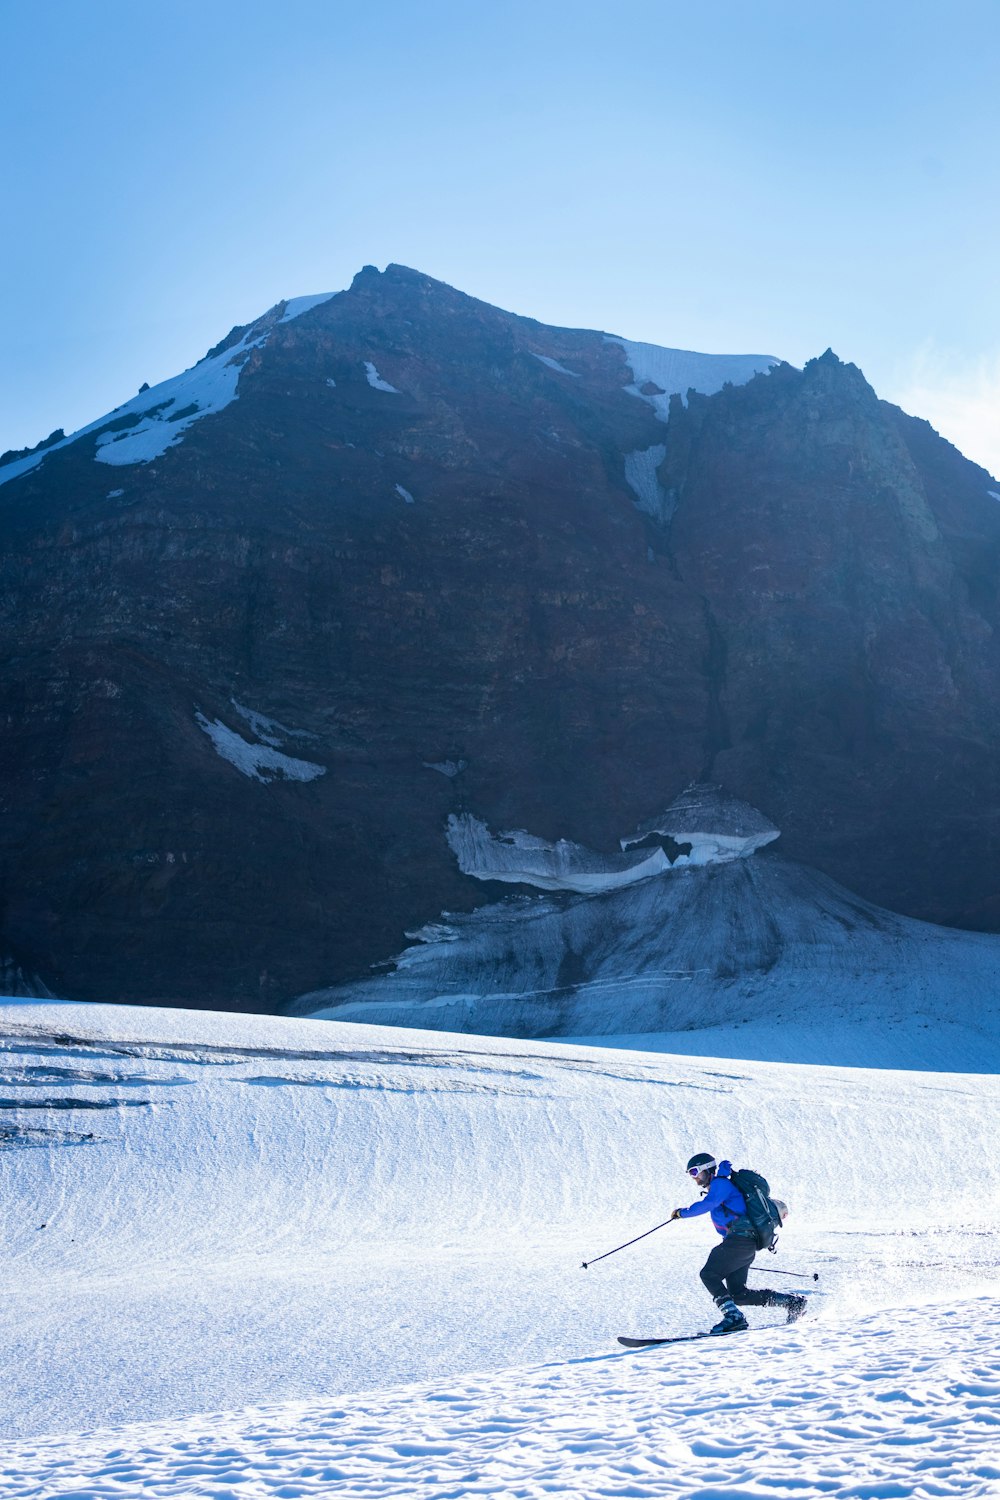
[659,354,1000,928]
[1,266,998,1008]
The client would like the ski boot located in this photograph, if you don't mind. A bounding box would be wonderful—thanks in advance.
[767,1291,807,1322]
[783,1294,807,1323]
[710,1298,749,1335]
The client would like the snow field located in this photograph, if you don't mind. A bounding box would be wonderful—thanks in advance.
[1,1002,999,1496]
[568,1014,1000,1072]
[606,335,777,421]
[2,1302,1000,1498]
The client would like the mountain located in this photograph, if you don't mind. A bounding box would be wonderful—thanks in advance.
[2,264,999,1011]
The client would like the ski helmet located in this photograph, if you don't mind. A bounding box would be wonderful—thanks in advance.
[773,1199,789,1222]
[685,1152,717,1175]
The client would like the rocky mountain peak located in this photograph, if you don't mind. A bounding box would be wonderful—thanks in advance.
[801,347,879,404]
[2,270,1000,1009]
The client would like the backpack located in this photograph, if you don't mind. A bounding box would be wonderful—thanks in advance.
[727,1167,782,1251]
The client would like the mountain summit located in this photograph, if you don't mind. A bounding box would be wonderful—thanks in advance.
[1,266,999,1009]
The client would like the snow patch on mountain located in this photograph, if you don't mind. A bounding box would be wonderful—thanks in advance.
[623,783,780,863]
[624,444,669,519]
[230,700,317,748]
[447,813,670,892]
[448,789,776,895]
[0,327,273,482]
[92,327,271,467]
[195,712,325,784]
[532,353,581,377]
[423,758,467,778]
[0,292,339,487]
[278,292,338,323]
[364,362,400,392]
[607,336,778,421]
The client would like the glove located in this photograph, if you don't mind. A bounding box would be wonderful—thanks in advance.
[671,1208,683,1220]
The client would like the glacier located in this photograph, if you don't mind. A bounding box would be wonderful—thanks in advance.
[297,787,1000,1069]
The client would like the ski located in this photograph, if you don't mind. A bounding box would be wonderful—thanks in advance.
[618,1307,808,1348]
[618,1329,746,1348]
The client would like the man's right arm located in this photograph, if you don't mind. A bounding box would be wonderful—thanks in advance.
[677,1178,726,1219]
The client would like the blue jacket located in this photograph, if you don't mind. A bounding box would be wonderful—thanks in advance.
[679,1161,749,1237]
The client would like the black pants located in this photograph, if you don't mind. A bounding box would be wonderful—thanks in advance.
[700,1234,785,1307]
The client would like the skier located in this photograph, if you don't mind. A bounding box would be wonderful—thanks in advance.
[671,1151,806,1334]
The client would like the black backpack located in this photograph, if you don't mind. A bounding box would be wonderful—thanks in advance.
[728,1167,782,1251]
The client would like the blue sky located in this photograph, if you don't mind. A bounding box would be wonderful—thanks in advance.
[3,0,998,474]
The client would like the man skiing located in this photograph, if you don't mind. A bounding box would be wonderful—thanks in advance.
[671,1152,806,1334]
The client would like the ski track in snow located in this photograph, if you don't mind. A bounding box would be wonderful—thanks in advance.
[2,1303,999,1498]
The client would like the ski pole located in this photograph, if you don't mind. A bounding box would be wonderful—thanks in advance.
[750,1267,819,1281]
[581,1217,676,1269]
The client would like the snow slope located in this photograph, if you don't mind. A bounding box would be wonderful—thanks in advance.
[1,999,999,1499]
[608,335,778,420]
[4,1303,1000,1498]
[0,293,338,485]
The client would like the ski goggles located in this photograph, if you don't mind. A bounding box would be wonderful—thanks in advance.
[688,1161,716,1177]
